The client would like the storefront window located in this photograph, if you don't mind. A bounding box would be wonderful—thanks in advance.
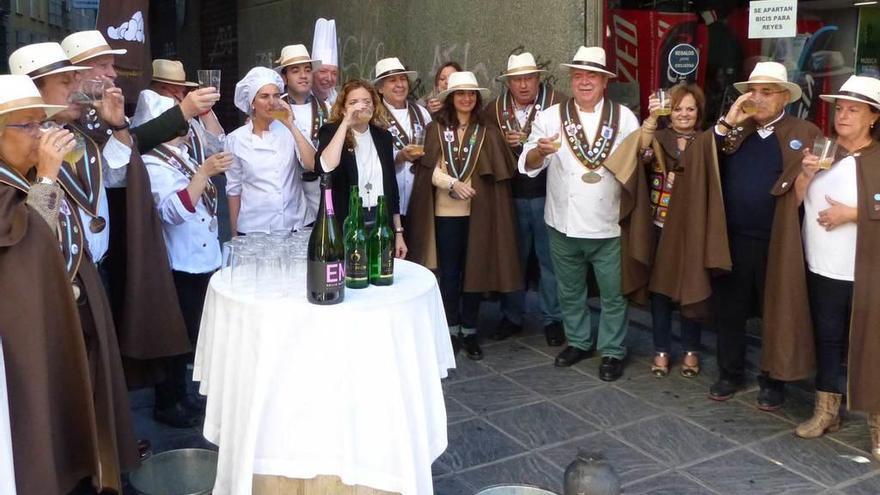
[604,0,875,133]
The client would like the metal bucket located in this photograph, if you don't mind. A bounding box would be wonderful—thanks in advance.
[474,485,559,495]
[129,448,218,495]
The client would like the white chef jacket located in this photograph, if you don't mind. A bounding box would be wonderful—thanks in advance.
[518,98,640,239]
[143,143,222,274]
[225,120,308,234]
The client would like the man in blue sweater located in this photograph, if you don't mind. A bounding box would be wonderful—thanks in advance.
[707,62,820,410]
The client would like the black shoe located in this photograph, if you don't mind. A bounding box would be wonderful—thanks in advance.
[154,402,201,428]
[137,439,153,460]
[489,317,522,341]
[599,356,624,381]
[554,346,592,367]
[756,385,785,411]
[450,335,462,355]
[544,321,565,347]
[708,379,742,402]
[462,334,483,360]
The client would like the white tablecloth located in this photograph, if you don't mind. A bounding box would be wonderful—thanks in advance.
[194,259,455,495]
[0,340,16,494]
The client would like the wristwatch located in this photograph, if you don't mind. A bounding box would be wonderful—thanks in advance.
[109,116,130,132]
[394,227,405,234]
[35,176,55,186]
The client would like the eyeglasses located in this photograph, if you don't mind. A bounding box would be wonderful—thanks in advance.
[4,121,43,134]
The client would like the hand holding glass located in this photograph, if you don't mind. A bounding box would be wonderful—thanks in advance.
[197,69,221,94]
[813,137,839,170]
[655,89,672,116]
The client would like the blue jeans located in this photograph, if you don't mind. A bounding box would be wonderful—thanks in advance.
[501,196,562,326]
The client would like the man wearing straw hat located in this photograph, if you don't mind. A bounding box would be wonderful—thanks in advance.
[9,43,195,427]
[520,46,641,381]
[651,61,821,409]
[132,59,226,165]
[373,56,431,220]
[61,30,223,153]
[485,52,564,346]
[276,43,329,223]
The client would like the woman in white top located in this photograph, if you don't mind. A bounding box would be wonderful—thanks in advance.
[226,67,307,234]
[373,57,431,220]
[317,79,406,257]
[793,75,880,460]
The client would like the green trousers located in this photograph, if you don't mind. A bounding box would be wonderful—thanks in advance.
[548,227,628,359]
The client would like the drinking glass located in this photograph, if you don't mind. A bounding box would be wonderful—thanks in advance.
[197,69,221,92]
[813,137,839,170]
[256,252,284,297]
[65,134,86,165]
[655,89,672,116]
[269,102,289,121]
[70,78,109,106]
[741,98,758,115]
[411,124,425,154]
[231,247,259,293]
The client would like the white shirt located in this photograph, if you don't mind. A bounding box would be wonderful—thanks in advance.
[803,156,858,281]
[225,120,308,234]
[518,98,640,239]
[385,101,432,215]
[74,134,131,262]
[291,96,330,225]
[143,144,222,274]
[353,128,385,209]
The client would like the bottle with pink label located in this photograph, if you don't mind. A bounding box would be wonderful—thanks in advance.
[307,174,345,304]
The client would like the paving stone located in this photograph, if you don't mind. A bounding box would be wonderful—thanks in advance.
[487,401,596,449]
[446,375,542,415]
[685,449,823,494]
[614,415,736,467]
[540,432,666,485]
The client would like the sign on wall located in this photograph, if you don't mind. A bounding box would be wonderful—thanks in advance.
[748,0,797,39]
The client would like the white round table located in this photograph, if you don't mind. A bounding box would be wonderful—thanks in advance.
[193,259,455,495]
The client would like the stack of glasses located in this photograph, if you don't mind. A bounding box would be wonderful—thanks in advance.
[220,229,312,298]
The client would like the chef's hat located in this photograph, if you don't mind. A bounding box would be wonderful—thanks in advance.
[234,66,283,114]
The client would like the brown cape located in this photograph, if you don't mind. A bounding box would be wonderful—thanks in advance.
[846,142,880,413]
[649,128,730,318]
[0,180,136,493]
[761,116,822,381]
[652,115,821,380]
[405,121,523,293]
[104,136,191,388]
[601,130,657,306]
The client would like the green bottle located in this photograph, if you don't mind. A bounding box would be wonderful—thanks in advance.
[343,185,359,238]
[344,194,369,289]
[368,195,394,286]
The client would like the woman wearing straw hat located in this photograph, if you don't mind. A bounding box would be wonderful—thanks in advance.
[407,71,521,360]
[227,67,307,235]
[484,51,564,346]
[0,73,137,494]
[374,57,432,220]
[276,43,329,224]
[790,75,880,460]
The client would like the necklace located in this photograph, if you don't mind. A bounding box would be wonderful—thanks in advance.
[842,138,875,157]
[356,129,379,208]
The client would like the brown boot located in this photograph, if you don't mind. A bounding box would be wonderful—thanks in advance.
[869,413,880,462]
[795,391,842,439]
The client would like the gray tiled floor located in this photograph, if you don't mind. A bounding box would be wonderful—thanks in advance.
[128,298,880,494]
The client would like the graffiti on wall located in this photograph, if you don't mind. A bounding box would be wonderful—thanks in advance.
[208,24,236,66]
